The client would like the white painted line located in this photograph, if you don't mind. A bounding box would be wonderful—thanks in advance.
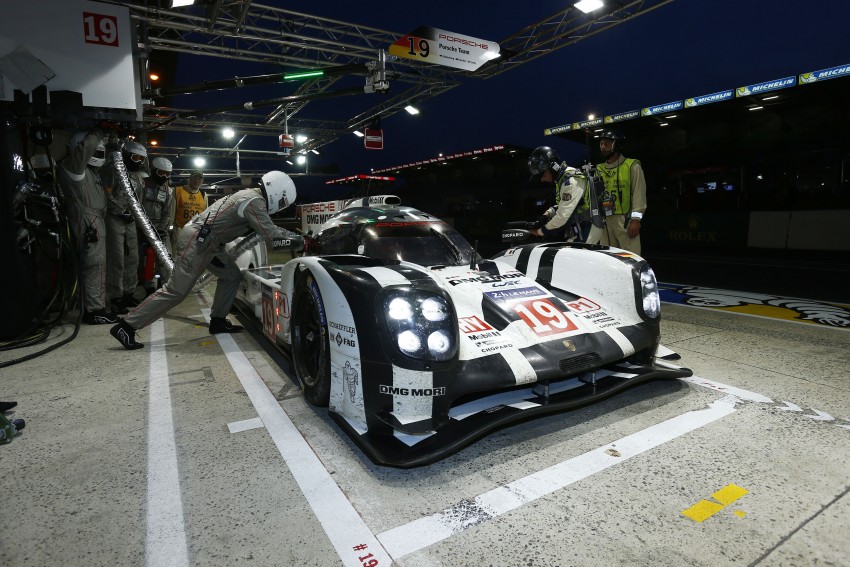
[682,375,773,403]
[377,395,740,559]
[145,319,189,567]
[204,310,391,567]
[228,417,264,434]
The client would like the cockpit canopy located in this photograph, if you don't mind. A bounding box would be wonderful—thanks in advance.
[310,206,477,267]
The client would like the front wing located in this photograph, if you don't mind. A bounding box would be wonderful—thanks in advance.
[333,358,691,468]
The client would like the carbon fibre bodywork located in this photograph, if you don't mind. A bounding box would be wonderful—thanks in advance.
[234,205,692,467]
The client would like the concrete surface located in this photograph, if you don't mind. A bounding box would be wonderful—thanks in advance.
[1,286,848,567]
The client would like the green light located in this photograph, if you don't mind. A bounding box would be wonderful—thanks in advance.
[283,70,325,81]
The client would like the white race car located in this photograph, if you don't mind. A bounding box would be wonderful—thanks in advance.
[234,197,691,467]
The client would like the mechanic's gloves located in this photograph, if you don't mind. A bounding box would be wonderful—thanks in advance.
[120,210,134,223]
[272,235,304,251]
[533,214,550,229]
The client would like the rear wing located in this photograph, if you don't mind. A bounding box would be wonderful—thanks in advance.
[297,195,401,234]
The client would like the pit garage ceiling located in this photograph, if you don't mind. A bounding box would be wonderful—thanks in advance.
[116,0,673,162]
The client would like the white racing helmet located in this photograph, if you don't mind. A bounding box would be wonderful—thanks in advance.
[68,131,106,168]
[261,170,296,214]
[151,156,172,185]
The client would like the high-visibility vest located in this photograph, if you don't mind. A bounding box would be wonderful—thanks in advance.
[596,157,637,215]
[174,185,206,228]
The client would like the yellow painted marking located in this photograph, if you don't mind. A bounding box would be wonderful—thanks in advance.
[713,484,748,505]
[682,484,750,523]
[682,500,725,523]
[199,340,216,347]
[719,305,817,325]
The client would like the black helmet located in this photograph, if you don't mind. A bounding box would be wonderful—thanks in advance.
[528,146,562,177]
[599,129,625,158]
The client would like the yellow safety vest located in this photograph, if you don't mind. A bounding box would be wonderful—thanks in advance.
[596,158,637,215]
[174,185,206,228]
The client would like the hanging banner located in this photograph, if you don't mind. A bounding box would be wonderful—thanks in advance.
[364,128,383,150]
[641,100,683,116]
[735,76,796,97]
[685,89,734,108]
[389,26,500,71]
[799,63,850,84]
[605,110,640,123]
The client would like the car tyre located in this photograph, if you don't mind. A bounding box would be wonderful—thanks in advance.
[291,270,331,406]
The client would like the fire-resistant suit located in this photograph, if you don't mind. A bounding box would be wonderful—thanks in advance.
[102,162,143,306]
[58,129,108,314]
[124,187,299,331]
[139,176,175,292]
[539,162,586,238]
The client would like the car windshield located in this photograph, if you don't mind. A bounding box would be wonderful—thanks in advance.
[314,206,478,267]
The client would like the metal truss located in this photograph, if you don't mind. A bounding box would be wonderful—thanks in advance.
[115,0,675,154]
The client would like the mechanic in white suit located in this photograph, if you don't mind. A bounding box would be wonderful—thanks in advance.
[58,128,117,324]
[527,146,586,240]
[110,171,303,350]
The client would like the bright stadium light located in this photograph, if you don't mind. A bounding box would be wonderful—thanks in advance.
[222,127,235,139]
[574,0,604,13]
[353,130,364,137]
[296,155,306,165]
[295,134,308,143]
[404,105,420,115]
[193,157,206,167]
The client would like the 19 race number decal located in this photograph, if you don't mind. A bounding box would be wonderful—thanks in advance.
[514,298,577,337]
[83,12,119,47]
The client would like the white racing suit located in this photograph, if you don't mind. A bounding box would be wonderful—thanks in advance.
[541,163,586,238]
[103,164,143,303]
[125,188,299,331]
[139,178,175,292]
[58,129,108,313]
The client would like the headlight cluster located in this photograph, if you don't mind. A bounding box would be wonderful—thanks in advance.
[383,290,456,361]
[640,265,661,318]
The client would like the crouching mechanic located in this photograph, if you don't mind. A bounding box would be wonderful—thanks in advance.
[527,146,586,239]
[110,171,303,349]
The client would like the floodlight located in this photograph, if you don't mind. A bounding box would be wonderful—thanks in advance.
[574,0,604,13]
[193,157,206,167]
[222,127,235,139]
[404,105,420,115]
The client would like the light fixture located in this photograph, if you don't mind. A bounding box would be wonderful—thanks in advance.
[149,73,160,81]
[404,105,420,115]
[295,134,308,143]
[587,114,595,120]
[222,127,235,139]
[170,0,194,7]
[574,0,604,14]
[286,160,293,165]
[665,115,677,119]
[594,128,603,132]
[193,157,206,167]
[353,130,364,137]
[310,149,319,154]
[749,106,764,111]
[763,95,779,101]
[149,140,158,146]
[659,122,669,127]
[295,155,306,165]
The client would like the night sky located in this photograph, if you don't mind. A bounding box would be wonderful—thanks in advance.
[168,0,850,198]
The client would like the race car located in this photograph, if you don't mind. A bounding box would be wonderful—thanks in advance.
[234,197,692,467]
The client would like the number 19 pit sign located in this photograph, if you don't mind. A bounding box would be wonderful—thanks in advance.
[389,26,500,71]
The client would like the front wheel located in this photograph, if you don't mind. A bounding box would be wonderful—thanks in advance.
[291,270,331,406]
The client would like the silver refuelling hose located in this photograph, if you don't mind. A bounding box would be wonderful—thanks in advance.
[110,150,174,275]
[191,232,265,292]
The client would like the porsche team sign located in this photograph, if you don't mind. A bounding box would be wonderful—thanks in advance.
[389,26,499,71]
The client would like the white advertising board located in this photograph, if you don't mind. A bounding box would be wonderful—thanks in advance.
[0,0,139,112]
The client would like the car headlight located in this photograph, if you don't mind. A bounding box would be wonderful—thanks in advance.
[382,289,457,361]
[639,264,661,319]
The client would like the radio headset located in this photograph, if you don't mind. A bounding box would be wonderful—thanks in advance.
[196,194,230,244]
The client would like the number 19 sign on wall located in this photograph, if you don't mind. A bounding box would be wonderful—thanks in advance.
[389,26,500,72]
